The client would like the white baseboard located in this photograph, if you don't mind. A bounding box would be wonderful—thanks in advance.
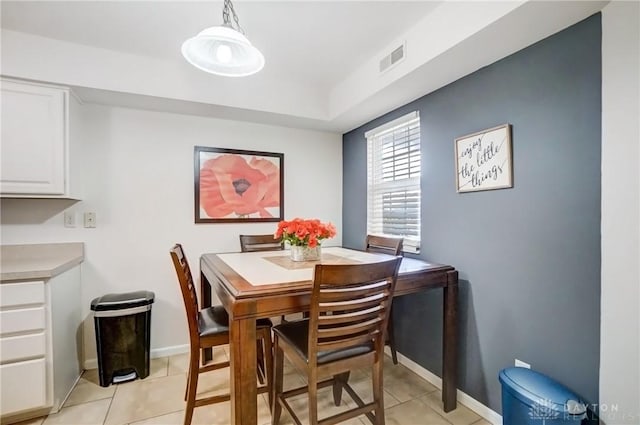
[385,347,503,425]
[83,344,189,370]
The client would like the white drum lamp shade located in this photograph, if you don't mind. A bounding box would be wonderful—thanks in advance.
[182,25,264,77]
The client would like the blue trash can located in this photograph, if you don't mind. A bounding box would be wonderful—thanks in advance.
[499,367,588,425]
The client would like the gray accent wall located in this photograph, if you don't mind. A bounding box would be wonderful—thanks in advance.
[342,14,601,413]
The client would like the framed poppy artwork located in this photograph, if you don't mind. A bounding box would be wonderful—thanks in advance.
[194,146,284,223]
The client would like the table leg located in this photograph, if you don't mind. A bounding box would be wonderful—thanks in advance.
[230,315,258,425]
[200,271,213,363]
[442,270,458,412]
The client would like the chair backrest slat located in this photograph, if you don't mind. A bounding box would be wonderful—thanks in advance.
[317,317,382,339]
[315,306,383,326]
[316,333,383,353]
[308,257,401,364]
[365,235,403,256]
[317,280,388,301]
[318,293,385,313]
[170,244,200,344]
[239,234,284,252]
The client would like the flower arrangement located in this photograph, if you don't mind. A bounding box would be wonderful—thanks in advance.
[274,218,337,248]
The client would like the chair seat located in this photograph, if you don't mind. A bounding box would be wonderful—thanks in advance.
[199,305,273,337]
[273,319,373,365]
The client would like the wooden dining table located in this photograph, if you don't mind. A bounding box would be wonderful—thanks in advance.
[200,247,458,425]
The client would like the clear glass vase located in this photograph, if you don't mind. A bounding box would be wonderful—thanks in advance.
[290,245,321,262]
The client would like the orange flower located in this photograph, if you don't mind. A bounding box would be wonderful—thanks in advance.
[200,154,280,218]
[275,218,337,247]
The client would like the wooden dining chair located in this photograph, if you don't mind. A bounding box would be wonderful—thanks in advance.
[239,234,284,252]
[365,235,403,365]
[365,235,403,257]
[239,234,295,324]
[170,244,274,425]
[271,257,402,425]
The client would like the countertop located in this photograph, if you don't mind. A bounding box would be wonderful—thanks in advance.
[0,243,84,281]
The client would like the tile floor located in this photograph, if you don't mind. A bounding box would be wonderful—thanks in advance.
[16,346,491,425]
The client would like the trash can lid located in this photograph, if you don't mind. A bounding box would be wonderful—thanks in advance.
[499,367,587,415]
[90,291,155,311]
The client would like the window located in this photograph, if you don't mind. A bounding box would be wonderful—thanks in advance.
[366,111,421,253]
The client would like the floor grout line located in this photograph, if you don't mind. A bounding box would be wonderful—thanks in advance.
[102,381,117,425]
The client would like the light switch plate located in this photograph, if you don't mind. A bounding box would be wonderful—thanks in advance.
[64,212,76,228]
[84,212,96,228]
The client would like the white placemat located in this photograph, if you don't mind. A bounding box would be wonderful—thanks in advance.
[217,247,383,286]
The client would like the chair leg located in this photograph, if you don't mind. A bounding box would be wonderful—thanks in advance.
[371,355,385,425]
[262,328,274,409]
[257,339,266,385]
[332,371,350,406]
[184,366,190,401]
[387,308,398,365]
[271,334,284,425]
[308,371,319,425]
[184,349,200,425]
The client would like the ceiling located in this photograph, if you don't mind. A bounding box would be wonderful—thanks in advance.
[0,1,608,133]
[0,1,439,90]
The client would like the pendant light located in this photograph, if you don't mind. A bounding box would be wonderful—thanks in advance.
[182,0,264,77]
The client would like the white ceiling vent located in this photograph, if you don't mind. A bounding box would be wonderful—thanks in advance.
[379,42,406,73]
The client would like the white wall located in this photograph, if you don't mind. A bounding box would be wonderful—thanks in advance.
[0,103,343,366]
[601,2,640,424]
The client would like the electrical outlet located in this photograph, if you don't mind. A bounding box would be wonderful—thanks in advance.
[64,212,76,228]
[515,359,531,369]
[84,212,96,228]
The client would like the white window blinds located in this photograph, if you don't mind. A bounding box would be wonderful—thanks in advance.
[366,111,421,253]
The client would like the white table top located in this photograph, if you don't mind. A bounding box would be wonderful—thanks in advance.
[217,247,389,286]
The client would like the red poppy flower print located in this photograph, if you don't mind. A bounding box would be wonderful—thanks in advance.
[199,154,280,218]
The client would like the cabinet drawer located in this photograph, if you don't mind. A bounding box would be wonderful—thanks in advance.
[0,358,47,415]
[0,332,46,363]
[0,282,45,308]
[0,307,45,335]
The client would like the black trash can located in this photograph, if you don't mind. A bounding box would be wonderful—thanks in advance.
[90,291,155,387]
[499,367,589,425]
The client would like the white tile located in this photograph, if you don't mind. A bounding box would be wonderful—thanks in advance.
[168,349,228,376]
[64,376,116,407]
[42,399,111,425]
[276,385,363,425]
[382,364,439,402]
[104,373,187,425]
[418,391,482,425]
[147,357,169,379]
[384,399,450,425]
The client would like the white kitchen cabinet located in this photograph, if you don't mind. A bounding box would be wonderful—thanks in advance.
[0,78,81,198]
[0,280,48,418]
[0,266,82,423]
[0,359,47,414]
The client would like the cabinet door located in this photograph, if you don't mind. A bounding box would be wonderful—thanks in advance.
[1,80,66,195]
[0,358,47,415]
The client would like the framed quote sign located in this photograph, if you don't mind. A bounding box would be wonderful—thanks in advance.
[194,146,284,223]
[454,124,513,193]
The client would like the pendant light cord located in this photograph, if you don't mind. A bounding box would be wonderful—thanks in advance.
[222,0,245,34]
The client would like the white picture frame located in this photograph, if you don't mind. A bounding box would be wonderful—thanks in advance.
[455,124,513,193]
